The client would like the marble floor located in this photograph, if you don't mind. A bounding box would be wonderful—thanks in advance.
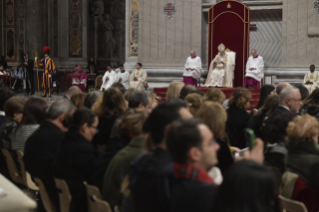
[17,92,67,105]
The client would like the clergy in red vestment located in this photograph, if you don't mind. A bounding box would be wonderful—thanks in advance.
[72,65,87,92]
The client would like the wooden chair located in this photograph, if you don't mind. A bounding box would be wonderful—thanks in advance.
[89,75,103,92]
[16,150,39,190]
[279,195,308,212]
[34,178,57,212]
[84,182,105,211]
[1,149,23,185]
[90,196,112,212]
[55,178,72,212]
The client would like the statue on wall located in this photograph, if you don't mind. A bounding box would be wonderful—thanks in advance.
[91,0,104,17]
[100,14,117,58]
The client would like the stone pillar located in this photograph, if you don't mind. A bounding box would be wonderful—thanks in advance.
[58,0,69,59]
[25,0,45,60]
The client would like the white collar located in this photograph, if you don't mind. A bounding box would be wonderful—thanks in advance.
[0,111,5,116]
[280,105,290,111]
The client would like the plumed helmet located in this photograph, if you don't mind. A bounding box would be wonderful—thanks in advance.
[218,43,226,52]
[43,46,51,55]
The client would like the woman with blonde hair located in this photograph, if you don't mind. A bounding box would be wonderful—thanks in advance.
[203,88,226,104]
[166,81,185,100]
[92,87,128,148]
[185,93,203,117]
[281,114,319,212]
[226,88,252,148]
[197,101,235,174]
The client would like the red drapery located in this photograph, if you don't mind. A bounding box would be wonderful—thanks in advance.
[208,0,250,87]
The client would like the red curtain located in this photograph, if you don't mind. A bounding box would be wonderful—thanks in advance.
[208,0,250,87]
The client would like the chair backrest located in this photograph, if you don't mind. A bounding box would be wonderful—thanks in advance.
[34,178,57,212]
[55,178,72,212]
[84,182,102,211]
[95,75,103,89]
[279,195,308,212]
[16,150,39,191]
[91,195,112,212]
[1,148,23,185]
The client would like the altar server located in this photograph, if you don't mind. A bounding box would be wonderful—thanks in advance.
[303,64,319,94]
[117,64,130,89]
[100,65,118,91]
[183,50,202,87]
[205,44,233,87]
[129,63,147,90]
[244,49,264,88]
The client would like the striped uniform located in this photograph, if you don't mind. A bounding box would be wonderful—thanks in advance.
[38,57,56,89]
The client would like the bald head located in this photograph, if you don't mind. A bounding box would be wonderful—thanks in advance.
[190,50,196,58]
[66,86,82,98]
[276,82,291,95]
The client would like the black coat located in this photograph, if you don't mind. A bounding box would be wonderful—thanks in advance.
[53,130,99,212]
[247,110,267,138]
[226,106,251,149]
[24,121,65,211]
[26,59,34,76]
[216,138,234,175]
[92,115,119,146]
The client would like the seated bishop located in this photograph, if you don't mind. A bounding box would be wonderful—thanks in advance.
[303,64,319,94]
[205,44,234,87]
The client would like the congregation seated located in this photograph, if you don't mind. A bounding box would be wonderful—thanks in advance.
[226,88,251,149]
[24,99,74,210]
[53,108,99,212]
[63,86,82,100]
[276,82,291,94]
[185,93,203,117]
[178,84,196,100]
[0,87,16,126]
[84,91,101,109]
[70,93,87,108]
[280,114,319,212]
[299,88,319,120]
[166,81,185,100]
[111,82,127,95]
[203,88,226,104]
[254,84,275,112]
[295,84,309,101]
[11,98,47,152]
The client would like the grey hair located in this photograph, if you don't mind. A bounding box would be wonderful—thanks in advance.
[251,49,257,53]
[128,90,149,108]
[66,86,82,97]
[279,86,299,104]
[46,99,75,120]
[84,91,101,109]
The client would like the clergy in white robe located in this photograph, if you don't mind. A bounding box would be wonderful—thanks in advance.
[129,63,147,90]
[100,66,119,91]
[183,50,202,87]
[205,43,233,87]
[117,65,131,89]
[244,49,264,88]
[303,64,319,93]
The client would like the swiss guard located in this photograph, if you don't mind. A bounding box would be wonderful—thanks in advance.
[37,46,56,97]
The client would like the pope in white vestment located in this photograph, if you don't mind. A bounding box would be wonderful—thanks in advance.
[100,66,119,91]
[205,43,234,87]
[244,50,264,88]
[183,50,202,87]
[303,65,319,93]
[117,66,131,89]
[129,63,147,90]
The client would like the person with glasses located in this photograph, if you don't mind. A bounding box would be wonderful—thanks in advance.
[262,86,302,143]
[53,108,99,212]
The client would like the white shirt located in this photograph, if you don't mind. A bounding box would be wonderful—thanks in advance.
[117,71,131,89]
[100,70,118,91]
[183,56,202,79]
[245,56,264,82]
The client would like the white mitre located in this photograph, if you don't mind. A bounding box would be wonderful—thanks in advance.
[218,43,226,52]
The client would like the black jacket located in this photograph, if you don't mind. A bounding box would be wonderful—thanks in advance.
[92,115,119,146]
[26,59,34,76]
[247,110,267,138]
[53,130,99,212]
[216,138,234,175]
[226,106,251,149]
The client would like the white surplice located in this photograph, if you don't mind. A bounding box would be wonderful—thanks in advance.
[100,70,118,91]
[183,56,202,80]
[303,71,319,93]
[245,56,264,82]
[205,53,233,87]
[117,70,131,89]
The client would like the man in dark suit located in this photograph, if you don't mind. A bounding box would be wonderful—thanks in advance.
[24,99,74,210]
[24,53,35,95]
[262,86,302,143]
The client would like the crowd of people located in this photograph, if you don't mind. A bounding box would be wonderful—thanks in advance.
[0,79,319,212]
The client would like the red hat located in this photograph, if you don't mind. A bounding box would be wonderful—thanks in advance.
[43,46,51,54]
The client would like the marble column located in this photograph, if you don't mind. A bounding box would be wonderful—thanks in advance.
[25,0,45,60]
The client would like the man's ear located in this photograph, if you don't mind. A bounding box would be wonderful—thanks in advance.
[188,147,201,162]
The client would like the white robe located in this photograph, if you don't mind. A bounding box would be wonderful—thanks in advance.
[117,71,131,89]
[183,56,202,79]
[129,69,147,90]
[303,71,319,93]
[205,53,233,87]
[100,70,118,91]
[245,56,264,82]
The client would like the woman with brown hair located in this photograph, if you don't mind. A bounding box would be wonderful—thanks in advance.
[248,94,279,138]
[71,93,87,108]
[196,101,235,174]
[203,88,226,104]
[92,87,128,148]
[299,88,319,120]
[281,114,319,212]
[166,81,185,100]
[11,97,48,152]
[185,93,203,117]
[226,88,252,148]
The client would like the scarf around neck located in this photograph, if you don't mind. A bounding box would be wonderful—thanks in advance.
[173,163,214,184]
